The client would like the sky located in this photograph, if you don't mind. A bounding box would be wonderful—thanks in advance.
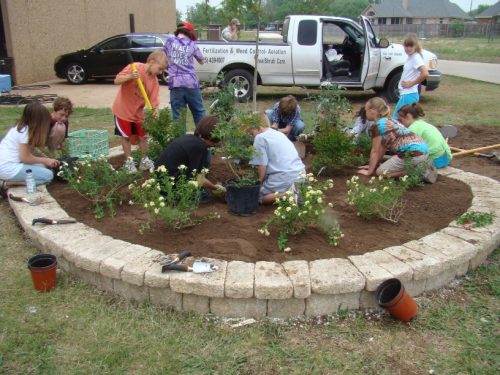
[176,0,499,17]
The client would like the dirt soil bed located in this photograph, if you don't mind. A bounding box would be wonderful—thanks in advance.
[48,125,499,263]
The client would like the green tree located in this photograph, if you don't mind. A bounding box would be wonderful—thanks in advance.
[176,9,182,25]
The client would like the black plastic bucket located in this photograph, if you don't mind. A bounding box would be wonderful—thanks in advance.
[226,180,260,216]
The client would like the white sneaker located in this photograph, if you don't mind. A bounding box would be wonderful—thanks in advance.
[139,157,154,171]
[124,159,137,173]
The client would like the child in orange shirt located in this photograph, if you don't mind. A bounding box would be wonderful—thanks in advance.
[112,50,167,172]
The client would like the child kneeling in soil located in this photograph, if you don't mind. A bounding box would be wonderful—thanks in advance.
[0,102,59,197]
[248,113,305,205]
[112,50,167,173]
[154,116,226,201]
[47,96,74,151]
[358,97,434,180]
[397,103,452,169]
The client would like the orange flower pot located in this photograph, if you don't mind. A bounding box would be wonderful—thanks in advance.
[376,278,418,322]
[28,254,57,292]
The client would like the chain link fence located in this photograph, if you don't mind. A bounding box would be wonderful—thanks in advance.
[372,22,498,39]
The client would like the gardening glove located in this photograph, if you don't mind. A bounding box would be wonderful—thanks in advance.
[214,184,226,194]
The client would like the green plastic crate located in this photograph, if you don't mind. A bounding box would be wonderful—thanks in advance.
[66,129,109,159]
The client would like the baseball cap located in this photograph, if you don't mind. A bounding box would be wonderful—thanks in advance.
[231,18,241,26]
[179,21,197,41]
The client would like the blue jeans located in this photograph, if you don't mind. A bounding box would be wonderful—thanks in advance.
[393,92,419,120]
[11,164,53,185]
[265,109,305,142]
[170,87,206,132]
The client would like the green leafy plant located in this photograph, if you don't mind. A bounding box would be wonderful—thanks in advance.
[209,75,238,122]
[259,173,342,251]
[141,107,186,161]
[212,111,259,183]
[346,174,408,223]
[58,156,136,219]
[129,165,218,231]
[457,211,494,228]
[402,153,428,188]
[311,86,366,174]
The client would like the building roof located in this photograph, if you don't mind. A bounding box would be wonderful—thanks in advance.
[366,0,472,19]
[476,1,500,18]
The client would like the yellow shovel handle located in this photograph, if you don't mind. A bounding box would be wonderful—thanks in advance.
[130,63,152,110]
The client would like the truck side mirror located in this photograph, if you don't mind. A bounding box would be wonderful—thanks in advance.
[379,38,389,48]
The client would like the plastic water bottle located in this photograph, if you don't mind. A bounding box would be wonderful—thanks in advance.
[25,169,36,194]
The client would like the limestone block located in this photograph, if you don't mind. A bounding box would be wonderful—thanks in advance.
[348,254,392,292]
[305,292,360,316]
[11,203,68,237]
[403,240,458,270]
[309,258,364,294]
[169,259,228,298]
[282,260,311,298]
[149,287,182,311]
[225,261,255,298]
[437,167,463,177]
[65,234,115,264]
[254,261,293,300]
[73,268,113,293]
[455,261,469,277]
[383,245,442,281]
[364,250,413,283]
[424,268,456,291]
[447,171,495,186]
[113,279,149,303]
[359,290,378,309]
[121,250,164,286]
[183,294,209,314]
[403,278,427,297]
[210,297,267,318]
[57,256,72,272]
[144,263,171,288]
[419,232,477,265]
[100,244,151,280]
[268,298,306,318]
[76,239,130,273]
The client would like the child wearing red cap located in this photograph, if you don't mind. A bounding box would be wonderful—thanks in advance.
[163,22,206,132]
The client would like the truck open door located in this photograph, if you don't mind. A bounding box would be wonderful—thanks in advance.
[291,18,322,86]
[360,16,381,89]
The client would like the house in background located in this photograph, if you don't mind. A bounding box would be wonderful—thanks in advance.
[475,1,500,25]
[362,0,472,25]
[0,0,176,84]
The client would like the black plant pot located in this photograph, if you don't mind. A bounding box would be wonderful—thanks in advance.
[225,179,260,216]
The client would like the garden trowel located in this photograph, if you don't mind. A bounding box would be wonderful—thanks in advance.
[9,193,42,206]
[162,261,218,274]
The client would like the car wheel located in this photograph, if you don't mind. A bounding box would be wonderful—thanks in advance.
[65,62,88,84]
[223,69,253,102]
[383,71,401,103]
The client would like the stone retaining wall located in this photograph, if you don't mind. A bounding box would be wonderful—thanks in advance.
[8,167,500,318]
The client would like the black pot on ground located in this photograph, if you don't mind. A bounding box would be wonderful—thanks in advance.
[225,179,260,216]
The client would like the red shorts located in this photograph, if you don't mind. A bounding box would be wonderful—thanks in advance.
[114,116,145,138]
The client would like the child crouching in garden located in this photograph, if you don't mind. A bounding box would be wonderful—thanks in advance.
[397,103,452,169]
[248,112,305,204]
[0,102,59,197]
[358,97,434,181]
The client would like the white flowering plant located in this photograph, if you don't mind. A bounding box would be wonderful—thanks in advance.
[259,173,342,251]
[129,165,218,231]
[346,174,408,223]
[58,155,136,219]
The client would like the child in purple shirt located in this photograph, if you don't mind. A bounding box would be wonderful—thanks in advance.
[163,22,206,132]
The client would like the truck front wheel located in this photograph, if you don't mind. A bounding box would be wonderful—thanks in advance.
[223,69,253,102]
[383,71,401,103]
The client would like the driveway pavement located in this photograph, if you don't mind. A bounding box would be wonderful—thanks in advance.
[7,79,171,108]
[439,60,500,85]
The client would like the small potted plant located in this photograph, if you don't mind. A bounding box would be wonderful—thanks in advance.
[213,111,261,216]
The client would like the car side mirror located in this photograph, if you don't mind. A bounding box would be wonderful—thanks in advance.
[379,38,390,48]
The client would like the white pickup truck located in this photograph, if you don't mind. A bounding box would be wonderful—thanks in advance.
[195,15,441,102]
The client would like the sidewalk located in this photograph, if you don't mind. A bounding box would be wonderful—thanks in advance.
[439,60,500,85]
[4,79,171,108]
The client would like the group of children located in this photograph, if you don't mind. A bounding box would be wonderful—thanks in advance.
[0,30,449,204]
